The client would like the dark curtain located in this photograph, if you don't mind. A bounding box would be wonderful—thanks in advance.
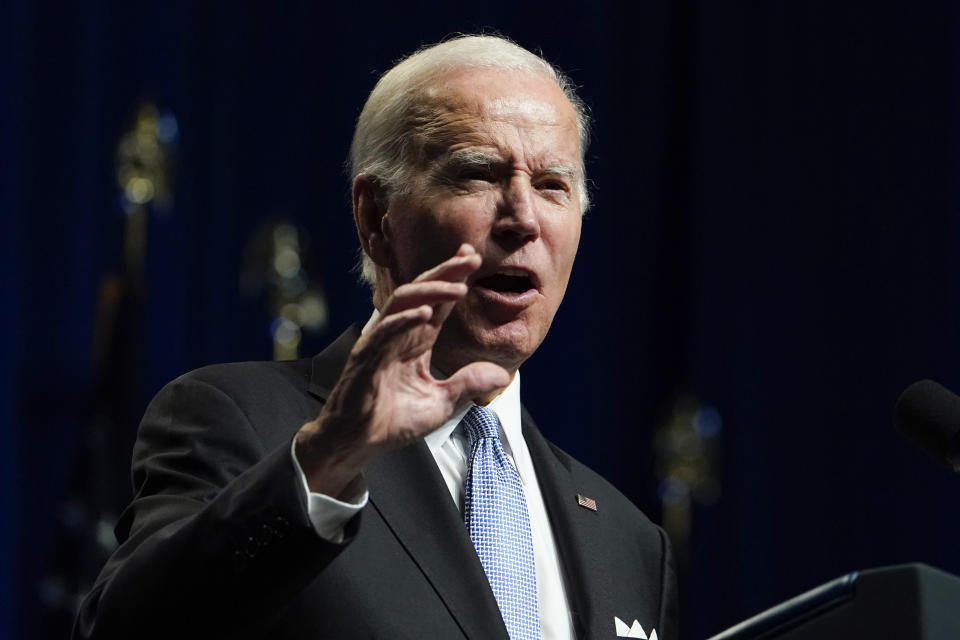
[3,2,959,638]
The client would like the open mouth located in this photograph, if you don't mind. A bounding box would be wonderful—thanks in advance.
[473,268,537,295]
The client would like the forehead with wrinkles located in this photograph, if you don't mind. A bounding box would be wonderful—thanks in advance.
[404,69,580,168]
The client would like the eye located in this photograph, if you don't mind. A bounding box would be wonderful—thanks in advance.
[456,167,494,182]
[536,178,570,192]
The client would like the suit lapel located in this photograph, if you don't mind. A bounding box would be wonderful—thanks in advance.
[366,444,507,640]
[308,323,362,399]
[522,408,613,640]
[307,324,507,640]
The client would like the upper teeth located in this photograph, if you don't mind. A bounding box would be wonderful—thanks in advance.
[497,268,527,277]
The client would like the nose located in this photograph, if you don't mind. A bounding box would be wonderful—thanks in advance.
[494,177,541,246]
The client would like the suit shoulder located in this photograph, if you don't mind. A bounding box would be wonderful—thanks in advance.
[147,358,319,449]
[174,358,313,398]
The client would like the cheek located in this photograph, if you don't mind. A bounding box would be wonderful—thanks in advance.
[547,217,582,272]
[421,204,495,251]
[392,211,464,277]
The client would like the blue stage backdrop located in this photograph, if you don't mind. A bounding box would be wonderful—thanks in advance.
[2,2,959,639]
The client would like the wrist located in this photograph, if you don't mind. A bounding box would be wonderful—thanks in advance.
[294,417,370,499]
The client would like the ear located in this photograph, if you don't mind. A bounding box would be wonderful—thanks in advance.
[352,175,391,267]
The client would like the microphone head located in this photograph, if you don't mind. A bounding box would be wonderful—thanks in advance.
[893,379,960,471]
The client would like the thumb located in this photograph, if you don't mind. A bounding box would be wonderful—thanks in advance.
[441,361,513,407]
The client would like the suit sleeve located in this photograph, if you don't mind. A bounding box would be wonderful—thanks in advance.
[72,373,356,639]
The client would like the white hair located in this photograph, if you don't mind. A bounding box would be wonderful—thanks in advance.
[348,34,592,287]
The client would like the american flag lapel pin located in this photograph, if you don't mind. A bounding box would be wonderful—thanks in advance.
[576,493,597,512]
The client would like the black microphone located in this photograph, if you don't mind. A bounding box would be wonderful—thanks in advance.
[893,379,960,472]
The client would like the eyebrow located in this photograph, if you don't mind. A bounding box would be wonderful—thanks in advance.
[441,150,498,171]
[540,165,578,180]
[437,150,579,180]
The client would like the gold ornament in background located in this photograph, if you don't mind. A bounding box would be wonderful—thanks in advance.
[114,102,178,288]
[653,395,722,567]
[116,102,176,211]
[241,221,328,360]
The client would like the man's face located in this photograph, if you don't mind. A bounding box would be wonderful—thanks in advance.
[383,68,583,374]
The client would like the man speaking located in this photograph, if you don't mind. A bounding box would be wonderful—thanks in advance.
[74,35,678,640]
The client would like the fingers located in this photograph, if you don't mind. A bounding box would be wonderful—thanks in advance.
[381,244,481,329]
[373,304,432,335]
[381,281,467,317]
[353,305,433,369]
[356,246,482,376]
[441,361,513,407]
[415,245,481,328]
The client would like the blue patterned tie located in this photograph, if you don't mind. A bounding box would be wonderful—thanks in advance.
[462,405,541,640]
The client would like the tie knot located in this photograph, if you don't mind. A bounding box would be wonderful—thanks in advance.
[462,405,501,445]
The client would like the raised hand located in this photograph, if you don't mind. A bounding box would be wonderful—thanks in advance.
[294,244,512,497]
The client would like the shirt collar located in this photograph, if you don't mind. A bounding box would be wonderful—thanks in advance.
[361,309,523,466]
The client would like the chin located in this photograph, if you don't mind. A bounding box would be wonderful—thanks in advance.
[443,315,548,372]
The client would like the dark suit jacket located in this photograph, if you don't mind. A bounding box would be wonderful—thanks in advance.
[74,324,678,639]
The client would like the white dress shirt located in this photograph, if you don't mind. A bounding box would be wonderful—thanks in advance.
[291,313,576,639]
